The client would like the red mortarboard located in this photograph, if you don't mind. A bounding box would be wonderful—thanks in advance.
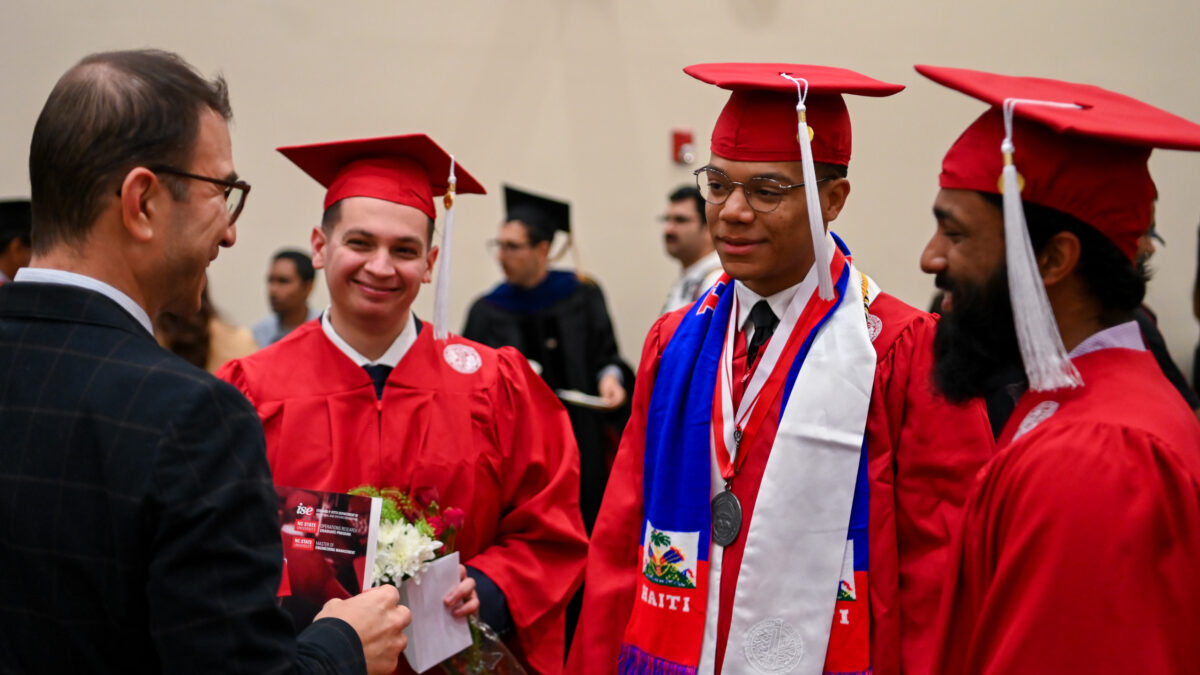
[918,65,1200,260]
[684,63,904,165]
[277,134,486,220]
[919,65,1200,393]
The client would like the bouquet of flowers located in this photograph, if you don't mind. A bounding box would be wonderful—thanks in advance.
[349,486,525,675]
[349,486,464,585]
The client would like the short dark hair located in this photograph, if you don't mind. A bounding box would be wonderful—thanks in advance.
[0,200,32,250]
[28,49,231,254]
[321,200,436,245]
[980,192,1146,323]
[272,249,315,283]
[817,162,849,180]
[668,185,706,225]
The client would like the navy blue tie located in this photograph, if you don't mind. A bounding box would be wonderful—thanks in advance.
[363,364,392,400]
[745,301,779,368]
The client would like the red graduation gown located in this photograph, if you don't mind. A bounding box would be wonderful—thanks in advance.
[935,347,1200,675]
[218,321,588,675]
[568,292,994,674]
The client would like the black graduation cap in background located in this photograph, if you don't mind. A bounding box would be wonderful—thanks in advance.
[0,200,32,239]
[503,185,570,240]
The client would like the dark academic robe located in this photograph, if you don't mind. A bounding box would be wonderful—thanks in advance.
[463,270,632,533]
[217,321,588,675]
[935,347,1200,675]
[569,291,995,675]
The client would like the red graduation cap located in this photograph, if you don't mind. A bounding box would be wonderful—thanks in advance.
[277,134,486,220]
[918,64,1200,260]
[684,63,904,165]
[685,62,903,299]
[919,64,1200,393]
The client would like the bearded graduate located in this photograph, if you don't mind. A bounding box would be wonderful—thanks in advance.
[217,135,587,675]
[916,65,1200,674]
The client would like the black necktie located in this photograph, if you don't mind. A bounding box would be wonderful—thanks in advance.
[745,300,779,368]
[363,364,392,400]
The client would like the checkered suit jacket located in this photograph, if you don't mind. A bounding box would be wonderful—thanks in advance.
[0,281,366,674]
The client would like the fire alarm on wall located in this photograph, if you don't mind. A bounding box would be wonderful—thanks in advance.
[672,128,694,165]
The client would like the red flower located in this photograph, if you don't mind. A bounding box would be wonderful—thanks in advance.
[427,515,445,538]
[413,486,440,510]
[443,507,466,530]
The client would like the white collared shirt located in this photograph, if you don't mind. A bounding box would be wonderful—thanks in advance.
[662,250,725,314]
[14,267,154,336]
[1069,320,1145,358]
[320,308,418,367]
[733,278,806,344]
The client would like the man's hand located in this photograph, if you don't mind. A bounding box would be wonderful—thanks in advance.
[316,585,410,675]
[598,372,627,409]
[444,564,480,619]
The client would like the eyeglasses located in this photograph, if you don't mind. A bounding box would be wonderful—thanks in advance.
[693,166,830,214]
[149,165,251,225]
[485,239,531,255]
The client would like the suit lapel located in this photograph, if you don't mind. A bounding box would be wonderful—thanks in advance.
[0,282,155,340]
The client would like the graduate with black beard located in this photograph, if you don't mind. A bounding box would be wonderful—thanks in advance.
[917,64,1200,675]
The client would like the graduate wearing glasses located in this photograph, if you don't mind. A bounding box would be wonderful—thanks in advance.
[570,63,995,675]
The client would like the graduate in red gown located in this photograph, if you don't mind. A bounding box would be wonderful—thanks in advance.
[217,134,588,675]
[916,66,1200,673]
[568,63,995,675]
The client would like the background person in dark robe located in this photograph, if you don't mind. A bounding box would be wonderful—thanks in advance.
[463,185,633,535]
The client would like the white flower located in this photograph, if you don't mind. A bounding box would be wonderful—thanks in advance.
[373,519,443,586]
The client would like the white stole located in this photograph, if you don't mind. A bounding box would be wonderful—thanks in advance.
[698,260,876,675]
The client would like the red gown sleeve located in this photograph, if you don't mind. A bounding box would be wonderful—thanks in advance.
[216,357,252,402]
[566,313,676,673]
[938,425,1200,674]
[465,347,589,675]
[865,306,994,675]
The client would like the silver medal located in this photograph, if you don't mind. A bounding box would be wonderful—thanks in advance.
[711,489,743,547]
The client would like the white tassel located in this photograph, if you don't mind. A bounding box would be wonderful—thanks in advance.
[1000,99,1083,391]
[432,156,457,341]
[781,74,834,300]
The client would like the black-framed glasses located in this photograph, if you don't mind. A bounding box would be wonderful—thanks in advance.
[485,239,531,255]
[149,165,251,225]
[693,166,830,214]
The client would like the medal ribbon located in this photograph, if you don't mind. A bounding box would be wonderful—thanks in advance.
[711,249,848,482]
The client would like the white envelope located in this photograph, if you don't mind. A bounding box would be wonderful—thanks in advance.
[400,552,474,673]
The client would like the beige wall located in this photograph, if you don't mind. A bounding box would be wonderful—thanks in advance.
[3,0,1199,380]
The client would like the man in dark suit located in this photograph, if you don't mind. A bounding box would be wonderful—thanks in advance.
[0,49,409,674]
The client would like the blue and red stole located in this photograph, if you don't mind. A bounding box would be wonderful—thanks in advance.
[619,243,875,674]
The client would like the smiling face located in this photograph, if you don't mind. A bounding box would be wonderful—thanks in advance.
[705,155,848,297]
[312,196,437,336]
[159,108,238,316]
[921,188,1023,401]
[921,188,1007,314]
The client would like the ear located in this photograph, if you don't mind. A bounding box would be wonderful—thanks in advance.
[310,226,328,269]
[1037,231,1082,287]
[423,244,440,284]
[821,178,851,223]
[536,240,552,257]
[119,168,162,242]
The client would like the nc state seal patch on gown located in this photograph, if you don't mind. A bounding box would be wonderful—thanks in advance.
[443,344,482,374]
